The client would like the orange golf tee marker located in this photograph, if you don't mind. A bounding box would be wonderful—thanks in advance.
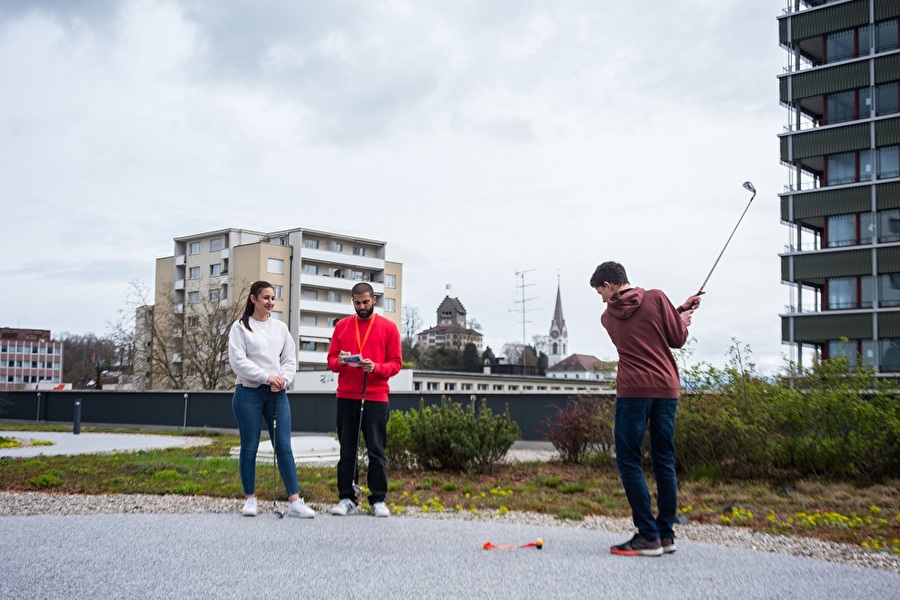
[483,538,543,550]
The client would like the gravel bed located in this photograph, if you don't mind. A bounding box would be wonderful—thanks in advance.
[2,490,898,574]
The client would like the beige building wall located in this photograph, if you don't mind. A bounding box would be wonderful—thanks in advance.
[383,260,403,330]
[232,242,293,322]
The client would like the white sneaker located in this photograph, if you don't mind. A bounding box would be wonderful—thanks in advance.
[372,502,390,518]
[241,497,257,517]
[330,498,358,516]
[287,498,316,519]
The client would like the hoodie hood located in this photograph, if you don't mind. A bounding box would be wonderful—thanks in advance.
[605,287,644,320]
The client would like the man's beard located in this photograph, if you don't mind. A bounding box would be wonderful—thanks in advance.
[355,307,374,319]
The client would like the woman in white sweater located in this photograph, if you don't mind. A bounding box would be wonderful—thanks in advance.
[228,280,314,518]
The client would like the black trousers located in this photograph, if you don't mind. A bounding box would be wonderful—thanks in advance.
[335,398,389,505]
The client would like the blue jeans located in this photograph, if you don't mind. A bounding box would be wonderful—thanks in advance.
[336,398,389,505]
[232,384,299,497]
[614,398,678,541]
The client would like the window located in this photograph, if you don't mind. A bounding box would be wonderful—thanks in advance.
[826,152,856,185]
[385,274,396,288]
[303,264,318,275]
[274,285,284,300]
[384,298,396,312]
[461,383,473,391]
[305,239,319,249]
[880,274,900,307]
[329,241,342,252]
[209,289,220,302]
[828,340,858,370]
[267,258,284,274]
[444,383,455,391]
[879,209,900,242]
[188,291,200,304]
[188,242,201,255]
[877,146,899,179]
[352,246,365,256]
[301,289,317,300]
[826,214,856,247]
[326,291,342,303]
[351,270,365,280]
[187,316,199,327]
[876,82,899,117]
[477,384,488,391]
[827,277,856,309]
[427,382,439,391]
[210,264,222,277]
[881,338,900,371]
[876,19,898,52]
[861,275,875,308]
[301,315,317,326]
[209,238,224,252]
[300,341,316,351]
[271,311,283,321]
[825,89,856,124]
[188,266,200,279]
[493,384,503,391]
[826,28,854,63]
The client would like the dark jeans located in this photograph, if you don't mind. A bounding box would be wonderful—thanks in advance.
[614,398,678,541]
[336,398,389,505]
[232,384,299,497]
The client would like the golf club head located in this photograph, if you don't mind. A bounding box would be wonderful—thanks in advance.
[352,483,363,496]
[275,509,284,519]
[742,181,756,194]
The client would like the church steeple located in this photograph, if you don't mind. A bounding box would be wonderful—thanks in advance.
[548,277,568,367]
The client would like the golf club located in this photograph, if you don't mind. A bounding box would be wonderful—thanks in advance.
[696,181,757,297]
[351,371,368,498]
[271,396,284,519]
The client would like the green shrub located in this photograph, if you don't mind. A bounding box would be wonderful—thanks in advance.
[386,409,415,470]
[407,397,520,473]
[28,472,62,489]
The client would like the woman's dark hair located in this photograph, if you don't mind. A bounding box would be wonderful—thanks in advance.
[240,280,275,331]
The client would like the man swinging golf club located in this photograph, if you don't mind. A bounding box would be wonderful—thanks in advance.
[590,262,700,556]
[327,282,402,518]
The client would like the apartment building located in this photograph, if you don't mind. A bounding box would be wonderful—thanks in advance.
[0,328,64,390]
[778,0,900,372]
[137,227,402,390]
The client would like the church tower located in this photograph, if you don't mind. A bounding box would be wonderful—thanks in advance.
[548,279,568,368]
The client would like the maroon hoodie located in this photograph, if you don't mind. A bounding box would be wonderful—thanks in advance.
[600,287,688,399]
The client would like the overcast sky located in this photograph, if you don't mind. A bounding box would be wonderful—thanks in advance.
[0,0,790,372]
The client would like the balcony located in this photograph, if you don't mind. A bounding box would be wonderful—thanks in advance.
[296,350,327,365]
[298,299,355,316]
[300,273,385,295]
[300,247,385,270]
[220,248,229,260]
[175,255,185,266]
[174,279,185,291]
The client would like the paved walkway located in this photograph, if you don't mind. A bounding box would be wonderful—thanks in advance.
[1,431,898,599]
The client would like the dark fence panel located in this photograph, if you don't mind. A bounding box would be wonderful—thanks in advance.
[0,390,610,440]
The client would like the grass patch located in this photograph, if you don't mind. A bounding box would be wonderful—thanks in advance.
[0,425,898,551]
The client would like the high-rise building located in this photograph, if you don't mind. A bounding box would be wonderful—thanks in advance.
[0,328,64,390]
[778,0,900,372]
[136,227,402,390]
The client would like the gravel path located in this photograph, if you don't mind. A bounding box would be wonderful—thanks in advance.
[2,490,898,574]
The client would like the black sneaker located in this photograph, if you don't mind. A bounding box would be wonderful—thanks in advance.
[661,537,677,554]
[610,534,663,557]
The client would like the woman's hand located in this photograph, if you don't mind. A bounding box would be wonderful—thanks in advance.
[267,374,286,392]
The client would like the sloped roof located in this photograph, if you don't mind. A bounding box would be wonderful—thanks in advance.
[546,353,616,373]
[418,325,483,337]
[551,283,566,334]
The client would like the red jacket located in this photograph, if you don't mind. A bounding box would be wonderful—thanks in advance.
[600,287,688,399]
[327,314,402,402]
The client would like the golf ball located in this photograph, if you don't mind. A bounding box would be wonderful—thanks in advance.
[536,538,543,549]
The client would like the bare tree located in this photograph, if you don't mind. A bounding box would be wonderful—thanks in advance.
[401,305,423,345]
[115,280,246,390]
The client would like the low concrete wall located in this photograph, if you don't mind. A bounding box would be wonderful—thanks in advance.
[0,389,613,440]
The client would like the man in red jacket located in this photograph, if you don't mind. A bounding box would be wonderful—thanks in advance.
[590,261,699,557]
[327,282,402,518]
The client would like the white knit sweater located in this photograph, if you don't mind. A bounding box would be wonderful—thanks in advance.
[227,317,296,388]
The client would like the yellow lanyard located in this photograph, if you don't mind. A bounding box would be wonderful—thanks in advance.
[354,315,375,355]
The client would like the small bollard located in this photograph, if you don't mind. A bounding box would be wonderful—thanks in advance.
[74,400,82,435]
